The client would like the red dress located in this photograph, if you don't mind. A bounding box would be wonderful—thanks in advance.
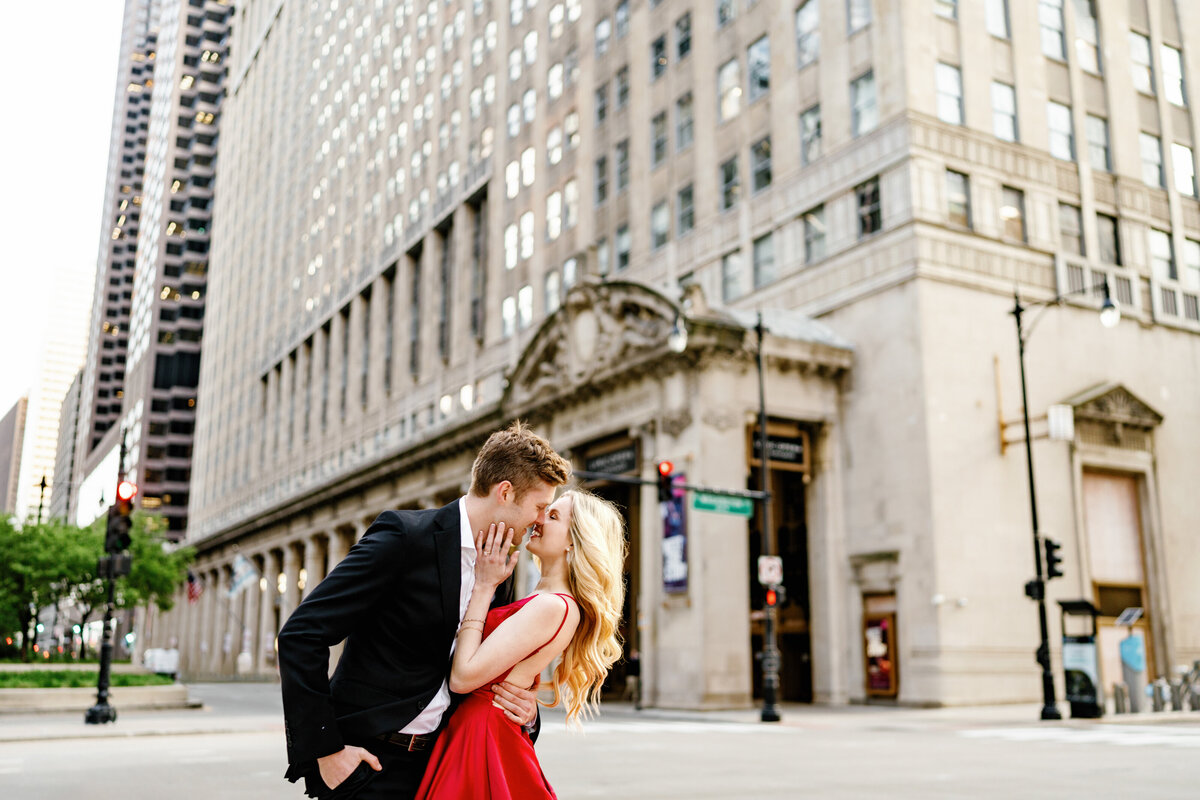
[415,593,574,800]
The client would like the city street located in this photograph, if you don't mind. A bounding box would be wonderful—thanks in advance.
[0,683,1196,799]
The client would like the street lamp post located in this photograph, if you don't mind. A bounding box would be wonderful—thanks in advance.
[1010,279,1119,722]
[755,312,781,723]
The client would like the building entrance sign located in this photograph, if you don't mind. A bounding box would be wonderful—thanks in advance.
[585,445,638,475]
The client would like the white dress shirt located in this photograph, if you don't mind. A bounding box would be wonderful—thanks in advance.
[400,497,476,734]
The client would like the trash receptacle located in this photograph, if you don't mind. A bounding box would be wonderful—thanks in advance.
[1059,600,1103,719]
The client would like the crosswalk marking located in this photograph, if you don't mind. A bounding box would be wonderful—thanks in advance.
[543,719,800,735]
[961,725,1200,748]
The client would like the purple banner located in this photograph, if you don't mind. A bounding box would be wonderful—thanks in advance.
[662,473,688,594]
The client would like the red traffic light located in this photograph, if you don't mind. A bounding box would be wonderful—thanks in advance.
[657,461,674,476]
[116,480,138,502]
[765,588,778,607]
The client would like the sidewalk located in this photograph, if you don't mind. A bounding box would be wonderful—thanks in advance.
[2,683,1196,743]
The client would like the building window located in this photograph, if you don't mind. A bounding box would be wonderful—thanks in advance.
[1162,45,1187,106]
[502,296,516,338]
[505,223,518,268]
[1149,229,1175,280]
[616,0,630,38]
[1058,203,1084,256]
[800,105,821,165]
[651,201,670,249]
[718,58,741,122]
[507,103,521,137]
[676,93,694,150]
[1039,0,1065,60]
[652,112,668,166]
[616,224,631,270]
[935,0,957,20]
[751,137,772,192]
[521,147,536,186]
[676,13,692,60]
[523,89,537,122]
[548,63,564,99]
[851,71,877,136]
[547,126,563,165]
[796,0,819,68]
[565,179,579,228]
[597,238,610,275]
[717,0,736,28]
[748,36,770,102]
[595,83,608,124]
[563,256,579,288]
[518,285,534,330]
[848,0,871,32]
[1000,187,1026,242]
[986,0,1010,38]
[677,184,695,234]
[545,270,561,314]
[803,206,826,263]
[616,139,630,192]
[936,63,963,125]
[1047,101,1074,160]
[721,156,740,210]
[596,18,611,56]
[1096,213,1121,265]
[1073,1,1107,66]
[547,191,562,240]
[1130,32,1154,95]
[1140,133,1164,188]
[595,156,608,204]
[992,82,1018,142]
[946,170,971,228]
[1085,115,1110,172]
[616,66,630,109]
[1183,239,1200,291]
[652,36,668,80]
[520,211,534,259]
[1173,143,1196,197]
[753,233,776,288]
[856,177,882,238]
[721,250,743,302]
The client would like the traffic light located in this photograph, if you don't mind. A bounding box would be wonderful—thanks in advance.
[1043,537,1064,580]
[765,588,778,607]
[105,479,138,553]
[765,585,788,608]
[656,461,674,503]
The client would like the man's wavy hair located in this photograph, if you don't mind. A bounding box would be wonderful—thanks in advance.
[469,420,571,500]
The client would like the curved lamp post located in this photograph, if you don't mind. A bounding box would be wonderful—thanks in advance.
[1011,278,1119,721]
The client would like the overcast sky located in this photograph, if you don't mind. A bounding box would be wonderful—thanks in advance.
[0,1,126,415]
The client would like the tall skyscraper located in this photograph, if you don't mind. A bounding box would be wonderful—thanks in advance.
[72,0,229,534]
[0,397,28,515]
[167,0,1200,711]
[49,371,84,524]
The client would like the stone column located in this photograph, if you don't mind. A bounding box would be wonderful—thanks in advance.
[215,565,232,676]
[281,542,302,628]
[368,275,388,409]
[310,326,325,441]
[327,528,350,570]
[258,549,281,675]
[808,422,851,705]
[265,368,279,469]
[280,352,294,456]
[302,534,326,599]
[239,555,261,675]
[348,294,366,422]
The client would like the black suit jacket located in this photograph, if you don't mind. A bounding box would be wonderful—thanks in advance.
[278,501,519,779]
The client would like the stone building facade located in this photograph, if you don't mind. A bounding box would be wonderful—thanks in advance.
[150,0,1200,709]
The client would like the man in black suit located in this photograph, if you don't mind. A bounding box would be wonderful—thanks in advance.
[278,422,572,798]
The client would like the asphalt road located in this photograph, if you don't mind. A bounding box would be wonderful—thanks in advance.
[1,683,1197,799]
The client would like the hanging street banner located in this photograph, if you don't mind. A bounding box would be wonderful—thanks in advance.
[693,491,755,517]
[227,553,260,598]
[662,473,688,594]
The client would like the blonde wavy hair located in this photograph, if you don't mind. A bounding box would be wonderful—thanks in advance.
[533,489,627,725]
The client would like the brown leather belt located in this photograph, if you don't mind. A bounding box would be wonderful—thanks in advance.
[375,731,436,752]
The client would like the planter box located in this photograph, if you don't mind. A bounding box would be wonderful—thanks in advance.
[0,684,197,714]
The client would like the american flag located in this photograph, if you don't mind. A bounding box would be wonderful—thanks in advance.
[186,571,204,604]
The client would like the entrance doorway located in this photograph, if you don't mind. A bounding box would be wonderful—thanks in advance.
[585,480,640,700]
[748,467,813,703]
[1082,470,1156,692]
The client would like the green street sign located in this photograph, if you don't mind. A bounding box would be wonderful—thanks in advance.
[692,492,754,517]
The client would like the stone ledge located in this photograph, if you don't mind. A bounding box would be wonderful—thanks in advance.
[0,684,200,714]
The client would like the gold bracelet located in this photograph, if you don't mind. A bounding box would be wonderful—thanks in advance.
[457,622,484,634]
[461,618,486,626]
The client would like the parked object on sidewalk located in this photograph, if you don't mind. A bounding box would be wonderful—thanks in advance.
[143,648,179,677]
[1058,600,1102,719]
[1111,682,1129,714]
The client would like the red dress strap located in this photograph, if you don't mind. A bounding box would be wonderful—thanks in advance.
[530,594,575,655]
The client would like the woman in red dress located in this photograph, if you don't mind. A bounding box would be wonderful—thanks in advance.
[415,489,626,799]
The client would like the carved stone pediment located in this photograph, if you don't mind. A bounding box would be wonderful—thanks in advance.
[505,278,682,414]
[1065,383,1163,429]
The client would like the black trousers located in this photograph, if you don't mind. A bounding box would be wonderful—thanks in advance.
[301,738,435,800]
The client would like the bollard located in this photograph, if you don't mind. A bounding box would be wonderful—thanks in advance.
[1112,683,1129,714]
[1169,680,1183,711]
[1151,678,1168,712]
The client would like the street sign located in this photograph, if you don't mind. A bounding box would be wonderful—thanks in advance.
[758,555,783,586]
[1115,607,1143,626]
[693,491,754,517]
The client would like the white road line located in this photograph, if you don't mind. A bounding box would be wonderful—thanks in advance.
[961,726,1200,748]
